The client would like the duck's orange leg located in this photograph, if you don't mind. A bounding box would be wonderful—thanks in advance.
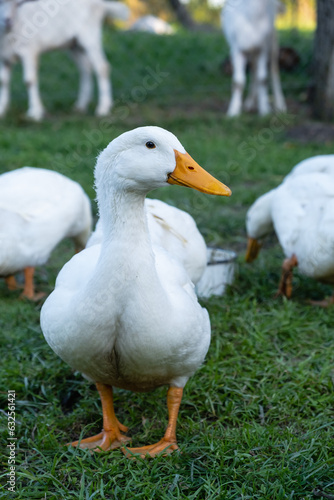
[276,254,298,299]
[21,267,45,301]
[5,275,19,291]
[69,383,130,452]
[123,386,183,459]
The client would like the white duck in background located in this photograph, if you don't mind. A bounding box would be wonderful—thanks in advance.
[287,154,334,179]
[245,155,334,304]
[40,126,231,458]
[0,167,92,300]
[87,198,207,285]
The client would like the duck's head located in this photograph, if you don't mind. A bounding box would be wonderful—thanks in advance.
[95,126,232,197]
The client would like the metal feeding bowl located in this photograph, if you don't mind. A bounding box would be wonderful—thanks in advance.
[196,248,237,298]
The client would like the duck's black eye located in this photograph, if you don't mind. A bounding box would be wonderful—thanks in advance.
[146,141,156,149]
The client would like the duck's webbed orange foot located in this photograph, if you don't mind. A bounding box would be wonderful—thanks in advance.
[70,426,131,452]
[117,419,129,433]
[21,290,46,301]
[20,267,46,301]
[123,438,179,459]
[68,384,130,452]
[123,386,183,460]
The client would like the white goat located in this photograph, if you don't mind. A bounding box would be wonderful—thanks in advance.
[222,0,286,117]
[0,0,129,120]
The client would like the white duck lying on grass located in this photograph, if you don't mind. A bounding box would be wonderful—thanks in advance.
[0,167,92,300]
[245,155,334,305]
[40,126,231,458]
[87,197,207,285]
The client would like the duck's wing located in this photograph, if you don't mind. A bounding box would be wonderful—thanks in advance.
[152,243,211,379]
[146,199,207,284]
[272,173,334,272]
[0,167,87,221]
[271,180,307,255]
[153,244,198,301]
[40,244,103,374]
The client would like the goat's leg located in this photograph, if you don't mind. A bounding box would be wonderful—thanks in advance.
[244,59,257,112]
[71,49,93,113]
[82,42,113,117]
[0,61,12,117]
[255,51,270,116]
[93,52,112,116]
[270,33,287,113]
[227,50,246,117]
[21,52,44,121]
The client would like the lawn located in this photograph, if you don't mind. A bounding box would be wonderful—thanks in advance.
[0,28,333,499]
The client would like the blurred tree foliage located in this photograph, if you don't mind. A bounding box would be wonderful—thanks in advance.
[124,0,221,27]
[125,0,173,21]
[124,0,315,30]
[278,0,316,29]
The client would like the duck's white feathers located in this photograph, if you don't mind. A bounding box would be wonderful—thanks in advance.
[271,173,334,280]
[42,216,210,392]
[146,199,207,285]
[87,198,207,285]
[0,167,92,276]
[41,126,211,393]
[246,188,276,241]
[246,155,334,282]
[288,155,334,179]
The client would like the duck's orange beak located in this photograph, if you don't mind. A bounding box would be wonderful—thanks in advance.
[167,150,232,197]
[245,237,262,262]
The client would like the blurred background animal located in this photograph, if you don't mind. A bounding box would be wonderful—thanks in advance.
[245,155,334,305]
[222,0,286,116]
[0,167,92,299]
[0,0,129,120]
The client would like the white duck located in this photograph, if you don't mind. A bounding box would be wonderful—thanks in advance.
[87,198,207,285]
[40,126,231,458]
[245,155,334,304]
[0,167,92,300]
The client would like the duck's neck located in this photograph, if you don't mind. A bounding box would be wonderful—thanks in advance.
[96,185,157,281]
[100,186,147,240]
[248,189,275,239]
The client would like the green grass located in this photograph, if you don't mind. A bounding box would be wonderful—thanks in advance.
[0,29,333,499]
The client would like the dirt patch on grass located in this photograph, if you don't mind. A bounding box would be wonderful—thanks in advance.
[286,121,334,144]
